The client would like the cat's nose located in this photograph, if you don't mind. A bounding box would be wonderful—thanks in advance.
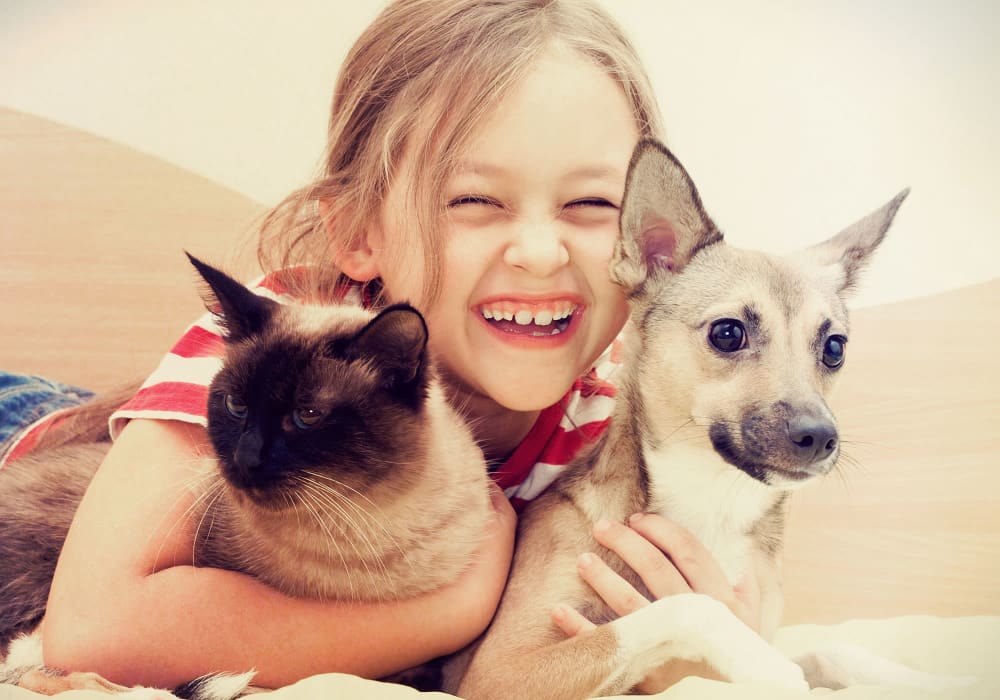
[234,430,264,472]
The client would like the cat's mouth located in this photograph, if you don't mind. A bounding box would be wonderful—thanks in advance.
[227,483,293,512]
[476,301,578,337]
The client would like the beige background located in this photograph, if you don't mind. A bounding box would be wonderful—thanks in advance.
[1,1,999,309]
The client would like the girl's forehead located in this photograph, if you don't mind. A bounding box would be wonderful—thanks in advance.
[446,50,638,183]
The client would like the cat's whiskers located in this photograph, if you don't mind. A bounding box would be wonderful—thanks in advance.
[190,479,228,567]
[447,395,490,455]
[293,476,400,601]
[146,465,222,571]
[301,469,413,576]
[289,479,358,600]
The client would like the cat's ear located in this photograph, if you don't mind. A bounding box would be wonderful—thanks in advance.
[612,139,723,295]
[792,189,909,297]
[342,304,428,388]
[186,252,278,342]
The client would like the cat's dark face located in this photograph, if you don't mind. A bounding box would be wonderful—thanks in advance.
[188,254,432,509]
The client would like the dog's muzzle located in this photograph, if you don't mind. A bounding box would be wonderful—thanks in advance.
[709,401,838,486]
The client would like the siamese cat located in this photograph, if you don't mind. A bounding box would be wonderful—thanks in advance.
[0,255,492,698]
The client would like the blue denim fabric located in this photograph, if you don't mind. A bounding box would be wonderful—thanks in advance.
[0,372,94,460]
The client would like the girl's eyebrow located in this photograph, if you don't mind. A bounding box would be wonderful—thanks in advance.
[453,161,626,182]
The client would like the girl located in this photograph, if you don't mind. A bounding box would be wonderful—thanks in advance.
[13,0,762,691]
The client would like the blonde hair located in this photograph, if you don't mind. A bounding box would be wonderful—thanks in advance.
[257,0,664,305]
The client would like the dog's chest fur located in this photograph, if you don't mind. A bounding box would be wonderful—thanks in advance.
[643,441,780,584]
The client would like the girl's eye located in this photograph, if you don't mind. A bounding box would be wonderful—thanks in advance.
[224,394,248,419]
[565,198,616,209]
[822,335,847,369]
[292,407,323,430]
[447,195,499,208]
[708,319,747,353]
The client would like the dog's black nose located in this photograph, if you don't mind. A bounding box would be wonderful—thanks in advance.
[787,415,838,464]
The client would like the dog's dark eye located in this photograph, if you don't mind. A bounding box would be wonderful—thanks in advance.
[709,319,746,353]
[225,394,248,419]
[822,335,847,368]
[292,407,323,430]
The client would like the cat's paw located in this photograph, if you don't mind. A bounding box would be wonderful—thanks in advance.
[18,668,126,694]
[16,668,182,699]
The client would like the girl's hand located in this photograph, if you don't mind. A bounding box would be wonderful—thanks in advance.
[550,513,763,692]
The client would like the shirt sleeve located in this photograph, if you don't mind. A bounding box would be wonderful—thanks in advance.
[108,272,369,440]
[109,310,225,439]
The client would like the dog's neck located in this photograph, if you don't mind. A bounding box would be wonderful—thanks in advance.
[588,379,785,585]
[644,439,781,583]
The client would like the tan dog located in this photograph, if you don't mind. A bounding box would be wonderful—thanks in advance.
[454,139,910,698]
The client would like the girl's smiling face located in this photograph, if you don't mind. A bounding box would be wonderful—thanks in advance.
[372,47,638,421]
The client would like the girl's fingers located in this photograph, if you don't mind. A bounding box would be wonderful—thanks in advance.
[551,604,596,638]
[590,518,690,600]
[576,551,650,618]
[625,513,736,607]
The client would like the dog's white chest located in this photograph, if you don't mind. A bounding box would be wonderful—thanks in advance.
[644,442,774,585]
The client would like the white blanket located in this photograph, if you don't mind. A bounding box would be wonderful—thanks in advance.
[4,616,997,700]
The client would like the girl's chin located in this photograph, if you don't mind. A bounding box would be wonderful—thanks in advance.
[480,374,575,412]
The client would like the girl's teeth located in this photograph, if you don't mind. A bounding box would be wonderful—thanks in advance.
[534,310,553,326]
[480,304,576,325]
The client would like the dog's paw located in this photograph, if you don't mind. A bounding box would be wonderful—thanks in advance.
[613,594,808,690]
[726,645,808,690]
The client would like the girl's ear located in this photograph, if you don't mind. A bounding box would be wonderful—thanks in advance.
[319,199,381,282]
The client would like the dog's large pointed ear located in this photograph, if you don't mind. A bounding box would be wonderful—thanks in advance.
[611,139,723,294]
[798,189,909,296]
[186,252,279,342]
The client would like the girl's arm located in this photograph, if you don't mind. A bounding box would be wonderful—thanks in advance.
[43,418,516,689]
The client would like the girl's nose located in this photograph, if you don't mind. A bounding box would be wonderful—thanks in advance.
[503,221,570,276]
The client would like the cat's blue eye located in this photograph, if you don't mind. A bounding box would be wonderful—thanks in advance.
[292,407,323,430]
[225,394,248,419]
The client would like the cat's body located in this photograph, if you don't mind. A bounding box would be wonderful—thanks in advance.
[0,256,492,695]
[0,442,107,654]
[192,377,489,603]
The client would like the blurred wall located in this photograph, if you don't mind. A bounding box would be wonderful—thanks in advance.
[2,0,997,308]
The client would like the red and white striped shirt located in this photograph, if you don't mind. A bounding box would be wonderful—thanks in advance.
[11,274,624,509]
